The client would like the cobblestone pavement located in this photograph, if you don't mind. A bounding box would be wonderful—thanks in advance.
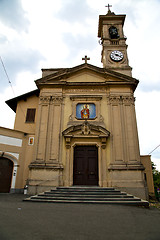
[0,194,160,240]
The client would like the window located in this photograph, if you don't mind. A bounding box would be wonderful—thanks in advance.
[26,108,36,123]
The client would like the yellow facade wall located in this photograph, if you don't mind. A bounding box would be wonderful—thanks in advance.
[14,95,39,134]
[0,127,34,192]
[141,155,155,197]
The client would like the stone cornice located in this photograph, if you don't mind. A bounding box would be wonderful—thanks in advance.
[107,95,135,105]
[39,95,63,104]
[108,163,145,170]
[70,95,102,101]
[35,63,139,87]
[29,163,64,170]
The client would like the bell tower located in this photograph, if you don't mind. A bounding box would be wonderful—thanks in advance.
[98,7,132,76]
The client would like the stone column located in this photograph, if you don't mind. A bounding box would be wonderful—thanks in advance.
[101,138,107,187]
[64,138,71,186]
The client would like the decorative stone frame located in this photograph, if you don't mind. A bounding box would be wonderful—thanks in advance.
[62,121,110,187]
[0,151,19,191]
[69,96,102,123]
[75,103,96,120]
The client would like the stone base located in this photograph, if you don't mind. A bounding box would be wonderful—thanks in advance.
[108,168,148,200]
[116,187,148,200]
[28,185,57,195]
[10,188,24,194]
[28,164,63,195]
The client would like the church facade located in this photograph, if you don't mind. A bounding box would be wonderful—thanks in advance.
[0,10,155,200]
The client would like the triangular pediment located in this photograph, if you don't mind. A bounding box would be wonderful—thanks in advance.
[35,63,139,88]
[62,121,110,138]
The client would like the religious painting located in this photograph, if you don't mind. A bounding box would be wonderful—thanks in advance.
[76,103,96,119]
[28,137,34,145]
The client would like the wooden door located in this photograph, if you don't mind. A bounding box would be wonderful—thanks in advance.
[73,146,98,186]
[0,157,13,193]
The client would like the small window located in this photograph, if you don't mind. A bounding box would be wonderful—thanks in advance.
[26,108,36,123]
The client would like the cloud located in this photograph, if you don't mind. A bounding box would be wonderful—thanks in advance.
[113,0,160,93]
[0,87,15,129]
[56,0,95,24]
[0,44,45,91]
[0,0,29,32]
[53,0,99,66]
[62,32,97,62]
[0,34,7,44]
[135,90,160,154]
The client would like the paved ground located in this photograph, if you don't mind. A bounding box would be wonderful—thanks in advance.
[0,194,160,240]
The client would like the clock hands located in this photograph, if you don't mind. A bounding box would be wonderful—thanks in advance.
[110,50,123,62]
[115,53,121,57]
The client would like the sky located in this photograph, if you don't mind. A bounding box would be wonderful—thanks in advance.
[0,0,160,170]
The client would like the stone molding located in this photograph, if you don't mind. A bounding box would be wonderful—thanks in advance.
[107,95,135,105]
[108,163,145,171]
[29,162,64,170]
[39,96,50,104]
[63,121,110,149]
[51,96,63,104]
[39,95,63,104]
[70,96,102,101]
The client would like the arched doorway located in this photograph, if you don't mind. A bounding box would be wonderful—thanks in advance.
[0,157,13,193]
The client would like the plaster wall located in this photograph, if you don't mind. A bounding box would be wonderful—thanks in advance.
[14,95,39,134]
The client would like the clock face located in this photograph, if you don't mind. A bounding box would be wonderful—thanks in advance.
[110,50,123,62]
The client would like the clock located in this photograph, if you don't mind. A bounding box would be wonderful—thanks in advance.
[110,50,123,62]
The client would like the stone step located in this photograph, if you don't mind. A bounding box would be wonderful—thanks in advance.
[29,196,140,201]
[47,190,124,195]
[24,187,149,207]
[57,187,115,191]
[56,187,116,192]
[40,193,133,198]
[24,198,149,207]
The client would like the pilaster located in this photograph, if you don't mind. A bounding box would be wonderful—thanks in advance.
[107,94,140,165]
[31,94,64,166]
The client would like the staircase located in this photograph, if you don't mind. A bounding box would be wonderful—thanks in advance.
[24,187,149,207]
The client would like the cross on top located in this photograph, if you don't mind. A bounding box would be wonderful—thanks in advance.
[105,3,112,12]
[82,55,90,64]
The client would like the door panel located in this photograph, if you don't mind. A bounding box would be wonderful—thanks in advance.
[0,157,13,193]
[73,146,98,186]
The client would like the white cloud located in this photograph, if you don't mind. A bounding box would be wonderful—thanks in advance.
[135,90,160,170]
[0,0,29,32]
[0,87,15,129]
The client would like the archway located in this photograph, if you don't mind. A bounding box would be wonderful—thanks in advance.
[0,157,13,193]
